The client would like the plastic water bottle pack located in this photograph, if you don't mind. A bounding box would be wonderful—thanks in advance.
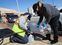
[28,22,51,37]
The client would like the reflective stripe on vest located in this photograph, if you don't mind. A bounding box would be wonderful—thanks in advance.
[12,23,26,37]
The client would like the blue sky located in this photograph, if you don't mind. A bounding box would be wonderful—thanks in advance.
[0,0,62,12]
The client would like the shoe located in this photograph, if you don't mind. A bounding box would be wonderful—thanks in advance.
[50,40,58,44]
[10,38,13,43]
[42,37,51,41]
[10,36,14,43]
[42,37,48,40]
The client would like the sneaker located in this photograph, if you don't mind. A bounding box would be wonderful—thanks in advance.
[10,36,14,43]
[50,40,58,44]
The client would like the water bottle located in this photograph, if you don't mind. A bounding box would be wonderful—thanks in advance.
[28,34,34,43]
[39,25,46,37]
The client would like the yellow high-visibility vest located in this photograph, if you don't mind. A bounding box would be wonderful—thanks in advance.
[12,23,26,37]
[12,16,28,37]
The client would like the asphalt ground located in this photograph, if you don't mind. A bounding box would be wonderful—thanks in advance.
[0,18,62,45]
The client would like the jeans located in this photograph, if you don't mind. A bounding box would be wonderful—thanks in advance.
[49,15,60,41]
[11,34,28,44]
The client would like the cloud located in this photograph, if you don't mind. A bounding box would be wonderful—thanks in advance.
[57,7,62,10]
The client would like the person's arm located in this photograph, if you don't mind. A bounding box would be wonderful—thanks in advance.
[19,17,27,30]
[37,16,43,27]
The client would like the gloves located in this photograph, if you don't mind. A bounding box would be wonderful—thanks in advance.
[37,23,40,28]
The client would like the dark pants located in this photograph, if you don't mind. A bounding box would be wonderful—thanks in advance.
[32,33,46,39]
[11,34,28,44]
[48,15,60,41]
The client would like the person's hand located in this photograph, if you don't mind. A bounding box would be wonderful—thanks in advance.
[37,24,40,28]
[28,32,33,34]
[37,25,39,28]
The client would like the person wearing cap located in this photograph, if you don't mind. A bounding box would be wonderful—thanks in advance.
[32,1,60,44]
[10,14,30,44]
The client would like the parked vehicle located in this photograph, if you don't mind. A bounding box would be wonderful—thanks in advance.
[6,15,18,23]
[58,12,62,35]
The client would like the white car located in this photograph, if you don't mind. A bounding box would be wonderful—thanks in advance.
[59,13,62,24]
[58,13,62,35]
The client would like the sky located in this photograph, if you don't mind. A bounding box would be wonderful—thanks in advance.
[0,0,62,12]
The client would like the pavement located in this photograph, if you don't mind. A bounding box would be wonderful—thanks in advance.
[1,36,62,45]
[0,22,62,45]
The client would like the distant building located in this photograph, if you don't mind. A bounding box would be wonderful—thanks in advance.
[28,7,35,16]
[0,7,19,16]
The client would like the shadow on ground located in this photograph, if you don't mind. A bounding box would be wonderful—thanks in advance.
[0,28,13,38]
[0,28,13,45]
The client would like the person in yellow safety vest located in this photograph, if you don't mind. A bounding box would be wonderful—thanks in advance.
[10,14,30,44]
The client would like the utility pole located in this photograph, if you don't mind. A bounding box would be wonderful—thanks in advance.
[38,0,43,2]
[52,0,54,5]
[16,0,20,15]
[52,0,56,7]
